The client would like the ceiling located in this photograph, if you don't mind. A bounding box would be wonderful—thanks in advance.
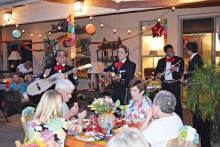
[1,0,220,25]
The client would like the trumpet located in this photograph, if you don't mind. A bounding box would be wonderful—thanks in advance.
[158,60,182,78]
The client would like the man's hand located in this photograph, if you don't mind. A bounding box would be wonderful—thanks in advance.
[72,68,78,77]
[170,66,178,72]
[156,72,162,78]
[65,104,79,120]
[44,68,51,76]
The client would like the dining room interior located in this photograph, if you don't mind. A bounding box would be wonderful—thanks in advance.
[1,0,220,147]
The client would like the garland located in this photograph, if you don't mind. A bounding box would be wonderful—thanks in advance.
[68,13,76,59]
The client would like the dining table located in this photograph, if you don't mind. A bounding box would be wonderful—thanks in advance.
[65,136,107,147]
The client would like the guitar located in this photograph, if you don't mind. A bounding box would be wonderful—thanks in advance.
[27,64,92,95]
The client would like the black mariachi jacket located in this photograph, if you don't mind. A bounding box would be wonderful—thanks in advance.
[184,54,204,80]
[103,59,136,86]
[40,64,78,86]
[154,56,184,81]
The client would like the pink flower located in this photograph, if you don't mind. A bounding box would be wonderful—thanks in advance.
[105,97,115,107]
[40,129,54,140]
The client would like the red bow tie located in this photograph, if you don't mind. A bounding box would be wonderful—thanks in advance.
[54,65,66,71]
[166,58,175,62]
[114,61,123,69]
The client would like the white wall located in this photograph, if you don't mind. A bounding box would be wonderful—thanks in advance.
[1,6,220,88]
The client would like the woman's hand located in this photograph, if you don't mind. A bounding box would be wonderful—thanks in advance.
[139,107,153,132]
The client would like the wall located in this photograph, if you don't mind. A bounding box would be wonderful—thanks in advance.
[1,6,220,89]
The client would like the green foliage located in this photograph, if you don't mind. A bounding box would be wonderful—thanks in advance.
[187,60,220,121]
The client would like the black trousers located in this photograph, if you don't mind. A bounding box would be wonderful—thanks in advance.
[193,113,211,147]
[162,81,182,119]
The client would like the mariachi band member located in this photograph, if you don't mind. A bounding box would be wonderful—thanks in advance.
[154,44,184,119]
[102,46,136,105]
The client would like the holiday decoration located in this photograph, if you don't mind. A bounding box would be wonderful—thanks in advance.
[86,24,96,35]
[62,37,72,47]
[217,27,220,42]
[151,22,164,38]
[12,29,21,39]
[51,21,68,33]
[68,13,76,59]
[161,19,167,44]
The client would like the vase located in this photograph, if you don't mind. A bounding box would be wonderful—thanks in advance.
[98,112,116,130]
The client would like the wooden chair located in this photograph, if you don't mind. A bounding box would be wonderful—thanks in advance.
[15,140,22,147]
[166,137,198,147]
[21,114,34,142]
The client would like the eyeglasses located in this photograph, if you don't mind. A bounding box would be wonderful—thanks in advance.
[57,55,66,58]
[61,89,73,96]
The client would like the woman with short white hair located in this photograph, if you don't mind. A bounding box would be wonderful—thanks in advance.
[107,128,150,147]
[140,90,183,147]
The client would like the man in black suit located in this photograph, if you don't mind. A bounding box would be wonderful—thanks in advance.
[102,46,136,105]
[155,44,184,119]
[41,50,78,86]
[184,42,211,147]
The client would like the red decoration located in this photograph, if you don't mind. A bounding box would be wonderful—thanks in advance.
[62,37,72,48]
[53,65,66,71]
[166,58,175,62]
[152,22,165,38]
[114,61,123,69]
[86,24,96,35]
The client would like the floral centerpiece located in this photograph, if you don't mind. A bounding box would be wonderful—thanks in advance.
[88,96,126,130]
[22,107,35,117]
[178,125,199,145]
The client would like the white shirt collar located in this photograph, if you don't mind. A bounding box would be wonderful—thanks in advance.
[190,53,198,59]
[121,59,126,63]
[57,63,65,66]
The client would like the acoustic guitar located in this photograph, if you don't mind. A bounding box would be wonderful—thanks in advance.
[27,64,92,96]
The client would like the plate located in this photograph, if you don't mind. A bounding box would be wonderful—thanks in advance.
[75,132,104,142]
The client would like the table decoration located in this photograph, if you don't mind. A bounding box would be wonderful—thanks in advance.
[88,96,126,134]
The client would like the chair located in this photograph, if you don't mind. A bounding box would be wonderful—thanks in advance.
[166,137,178,147]
[0,83,8,121]
[21,114,34,142]
[4,90,30,114]
[166,137,198,147]
[15,140,22,147]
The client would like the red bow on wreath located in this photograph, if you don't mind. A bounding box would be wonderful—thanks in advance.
[166,58,175,62]
[54,65,66,71]
[114,61,123,69]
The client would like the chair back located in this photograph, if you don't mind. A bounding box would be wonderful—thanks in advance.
[21,114,34,141]
[166,137,198,147]
[15,140,22,147]
[166,137,178,147]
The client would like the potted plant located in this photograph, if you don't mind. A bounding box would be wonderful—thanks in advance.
[186,60,220,145]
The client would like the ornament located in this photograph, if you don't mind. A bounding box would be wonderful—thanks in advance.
[86,24,96,35]
[151,22,164,38]
[12,30,21,39]
[62,37,72,47]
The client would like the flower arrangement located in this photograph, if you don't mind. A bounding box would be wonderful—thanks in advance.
[23,139,45,147]
[178,125,199,145]
[22,107,35,117]
[88,96,126,114]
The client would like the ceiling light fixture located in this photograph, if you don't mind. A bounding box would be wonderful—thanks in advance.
[4,12,12,22]
[74,0,84,12]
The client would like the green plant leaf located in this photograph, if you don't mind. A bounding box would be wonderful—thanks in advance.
[115,100,120,107]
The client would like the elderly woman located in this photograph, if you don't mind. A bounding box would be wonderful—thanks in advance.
[107,128,150,147]
[125,78,152,124]
[140,90,183,147]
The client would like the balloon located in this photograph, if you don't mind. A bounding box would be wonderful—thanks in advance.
[86,24,96,35]
[12,30,21,39]
[151,22,164,38]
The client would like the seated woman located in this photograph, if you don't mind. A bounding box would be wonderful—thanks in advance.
[140,90,183,147]
[125,78,152,124]
[27,90,82,146]
[107,128,150,147]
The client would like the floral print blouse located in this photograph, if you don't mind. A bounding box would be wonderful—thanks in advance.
[125,96,152,123]
[27,117,82,146]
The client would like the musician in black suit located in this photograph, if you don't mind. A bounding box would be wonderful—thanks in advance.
[155,44,184,119]
[102,46,136,105]
[40,50,78,86]
[184,42,210,147]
